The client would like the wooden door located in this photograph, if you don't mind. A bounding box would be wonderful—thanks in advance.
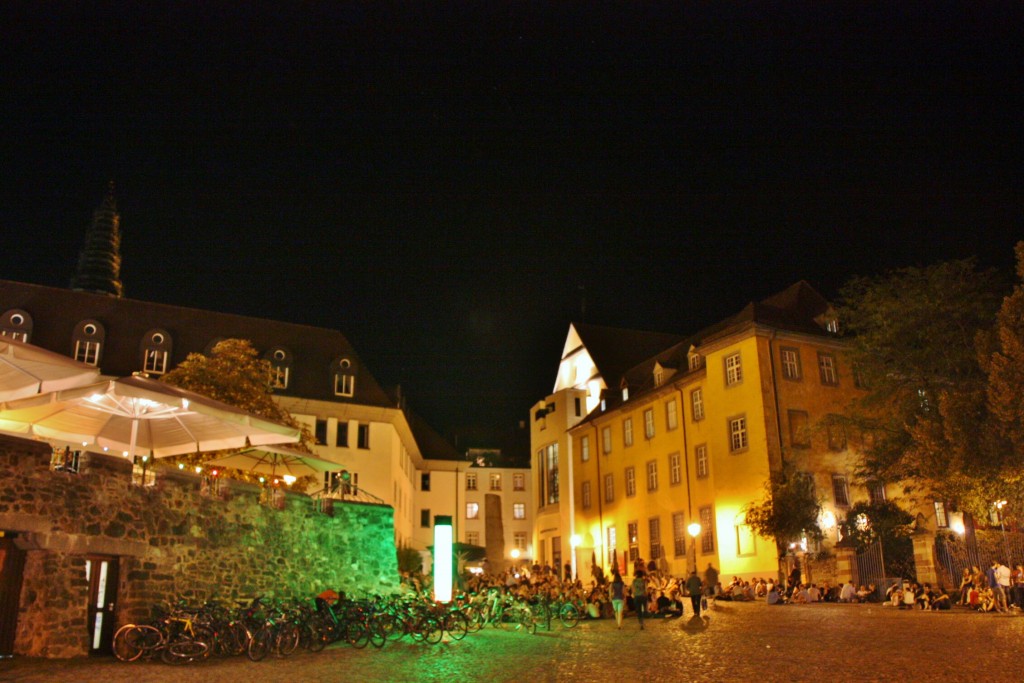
[85,556,119,656]
[0,536,27,658]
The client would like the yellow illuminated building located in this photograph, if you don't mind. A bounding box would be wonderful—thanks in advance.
[532,282,885,583]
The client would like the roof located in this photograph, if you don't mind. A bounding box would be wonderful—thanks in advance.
[0,279,394,408]
[570,322,685,385]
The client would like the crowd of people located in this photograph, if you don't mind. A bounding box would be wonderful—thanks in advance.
[398,556,1023,621]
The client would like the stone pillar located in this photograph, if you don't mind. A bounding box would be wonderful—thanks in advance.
[834,545,858,588]
[913,533,940,587]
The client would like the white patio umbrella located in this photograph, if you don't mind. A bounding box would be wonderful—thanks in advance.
[0,339,100,401]
[203,444,339,479]
[0,374,301,458]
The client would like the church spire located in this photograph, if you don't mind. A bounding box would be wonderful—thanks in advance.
[70,181,124,297]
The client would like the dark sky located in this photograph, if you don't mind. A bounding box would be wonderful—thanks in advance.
[2,3,1021,447]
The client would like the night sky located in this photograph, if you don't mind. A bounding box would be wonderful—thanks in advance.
[2,3,1021,448]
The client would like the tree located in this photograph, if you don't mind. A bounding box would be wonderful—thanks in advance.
[838,500,916,579]
[744,464,822,558]
[979,241,1024,523]
[835,258,1007,517]
[159,339,314,477]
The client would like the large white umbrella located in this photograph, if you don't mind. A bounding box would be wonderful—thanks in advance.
[0,374,300,457]
[0,339,100,401]
[204,444,339,479]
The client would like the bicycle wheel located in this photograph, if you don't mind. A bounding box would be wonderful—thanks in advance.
[348,621,370,649]
[530,602,552,630]
[276,623,300,657]
[445,612,469,641]
[113,624,160,662]
[368,620,387,649]
[222,622,250,656]
[512,607,536,635]
[247,627,272,662]
[559,603,580,629]
[422,616,443,645]
[162,636,208,665]
[302,623,326,652]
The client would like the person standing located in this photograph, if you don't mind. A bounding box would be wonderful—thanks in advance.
[631,570,648,629]
[610,569,626,629]
[686,570,704,617]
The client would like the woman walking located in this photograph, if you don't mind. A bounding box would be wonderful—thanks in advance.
[610,569,626,629]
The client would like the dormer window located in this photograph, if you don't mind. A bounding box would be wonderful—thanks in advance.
[1,309,32,342]
[622,387,629,401]
[72,320,105,366]
[141,329,172,375]
[265,347,293,390]
[654,364,664,387]
[333,357,355,397]
[688,347,703,371]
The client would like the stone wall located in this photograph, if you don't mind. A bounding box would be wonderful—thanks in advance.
[0,435,399,658]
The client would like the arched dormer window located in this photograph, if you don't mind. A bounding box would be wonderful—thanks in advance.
[687,346,703,371]
[332,357,356,397]
[72,319,105,367]
[1,309,33,342]
[140,329,172,375]
[264,347,293,390]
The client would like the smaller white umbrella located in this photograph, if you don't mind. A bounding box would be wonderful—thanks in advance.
[0,339,100,401]
[204,444,338,479]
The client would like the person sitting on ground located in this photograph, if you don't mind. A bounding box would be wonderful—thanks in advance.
[767,584,782,605]
[967,584,981,610]
[807,583,821,603]
[791,584,810,604]
[917,583,934,610]
[958,567,973,605]
[930,590,952,611]
[839,582,857,603]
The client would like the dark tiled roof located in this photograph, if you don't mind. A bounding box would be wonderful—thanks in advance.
[0,279,394,408]
[571,322,685,385]
[404,408,463,461]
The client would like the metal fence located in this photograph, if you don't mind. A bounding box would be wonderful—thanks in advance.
[936,529,1024,590]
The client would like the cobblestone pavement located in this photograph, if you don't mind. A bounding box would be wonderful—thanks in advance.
[2,602,1021,683]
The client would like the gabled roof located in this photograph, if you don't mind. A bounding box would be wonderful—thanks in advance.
[569,322,685,387]
[0,279,394,407]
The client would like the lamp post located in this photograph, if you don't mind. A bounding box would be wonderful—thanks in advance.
[687,522,701,574]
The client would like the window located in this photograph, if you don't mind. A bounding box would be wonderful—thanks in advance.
[315,419,328,445]
[602,426,612,454]
[832,474,850,507]
[788,410,810,448]
[827,415,847,451]
[334,373,355,396]
[868,481,886,505]
[818,352,838,386]
[581,481,592,509]
[627,521,639,562]
[513,532,527,551]
[466,502,480,519]
[604,473,614,503]
[623,418,634,447]
[934,501,948,528]
[421,473,431,491]
[736,524,756,556]
[357,423,370,449]
[335,421,348,447]
[696,444,709,478]
[725,352,742,386]
[267,347,290,389]
[654,366,664,386]
[666,399,678,431]
[668,451,682,485]
[490,473,502,491]
[420,509,431,528]
[466,472,478,491]
[700,506,715,553]
[581,436,590,462]
[607,526,617,566]
[780,347,802,380]
[551,537,562,570]
[672,512,687,557]
[538,443,559,505]
[75,340,101,366]
[513,473,525,491]
[574,397,582,416]
[513,502,526,519]
[689,352,703,370]
[51,446,81,474]
[691,388,705,421]
[649,517,662,560]
[143,348,168,375]
[728,415,748,452]
[646,460,658,492]
[644,408,655,439]
[466,531,480,546]
[625,466,636,497]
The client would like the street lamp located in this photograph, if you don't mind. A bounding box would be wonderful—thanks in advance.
[687,522,701,573]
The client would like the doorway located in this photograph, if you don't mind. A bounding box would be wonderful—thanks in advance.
[0,535,27,658]
[85,555,119,656]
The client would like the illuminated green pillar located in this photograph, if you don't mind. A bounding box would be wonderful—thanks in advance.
[433,515,453,603]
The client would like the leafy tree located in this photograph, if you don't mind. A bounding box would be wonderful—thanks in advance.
[159,339,314,479]
[835,258,1007,517]
[744,464,822,558]
[978,241,1024,522]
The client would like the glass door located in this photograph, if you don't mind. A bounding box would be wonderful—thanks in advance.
[85,556,119,655]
